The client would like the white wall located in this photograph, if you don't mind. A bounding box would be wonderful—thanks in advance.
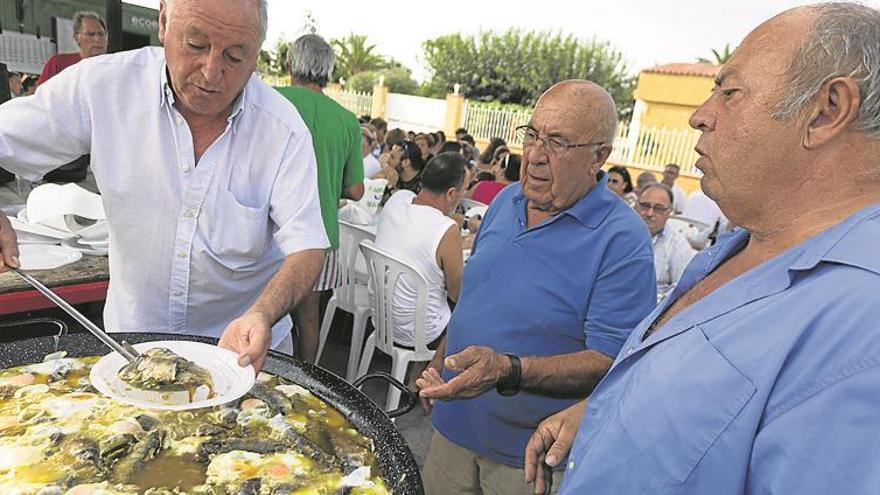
[385,93,446,133]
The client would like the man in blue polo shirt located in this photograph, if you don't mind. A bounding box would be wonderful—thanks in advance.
[416,80,657,494]
[524,4,880,494]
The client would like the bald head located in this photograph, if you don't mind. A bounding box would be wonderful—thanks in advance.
[537,80,618,144]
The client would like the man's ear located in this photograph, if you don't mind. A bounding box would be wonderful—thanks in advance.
[158,0,169,45]
[803,76,861,149]
[591,145,613,175]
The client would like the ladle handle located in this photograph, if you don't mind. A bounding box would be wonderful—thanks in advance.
[11,268,139,362]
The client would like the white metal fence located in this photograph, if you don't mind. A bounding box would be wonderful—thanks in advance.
[462,103,532,145]
[462,103,700,177]
[609,123,702,177]
[325,88,373,117]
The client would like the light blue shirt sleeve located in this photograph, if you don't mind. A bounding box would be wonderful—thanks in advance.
[748,360,880,494]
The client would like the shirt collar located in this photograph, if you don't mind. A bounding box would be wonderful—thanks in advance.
[788,203,880,276]
[511,170,619,229]
[158,65,249,133]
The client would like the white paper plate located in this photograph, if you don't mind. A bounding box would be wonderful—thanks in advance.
[90,340,256,411]
[76,221,109,242]
[18,244,83,270]
[15,231,62,245]
[61,237,108,256]
[10,215,74,241]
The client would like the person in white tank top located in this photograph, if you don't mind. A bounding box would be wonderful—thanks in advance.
[374,152,470,350]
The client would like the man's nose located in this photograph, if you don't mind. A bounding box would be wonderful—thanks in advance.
[201,52,224,85]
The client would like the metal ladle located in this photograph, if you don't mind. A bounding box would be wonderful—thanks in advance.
[11,268,140,362]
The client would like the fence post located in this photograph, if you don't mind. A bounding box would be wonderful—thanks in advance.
[444,92,466,138]
[371,81,388,118]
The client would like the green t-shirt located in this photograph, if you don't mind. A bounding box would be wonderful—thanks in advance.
[275,86,364,250]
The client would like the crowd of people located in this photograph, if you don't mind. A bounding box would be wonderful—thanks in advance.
[1,1,880,494]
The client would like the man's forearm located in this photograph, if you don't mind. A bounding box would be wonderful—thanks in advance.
[520,349,613,399]
[247,249,325,324]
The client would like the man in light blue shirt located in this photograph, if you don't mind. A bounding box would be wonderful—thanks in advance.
[525,3,880,494]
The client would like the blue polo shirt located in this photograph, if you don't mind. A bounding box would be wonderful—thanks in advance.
[559,203,880,494]
[432,176,657,467]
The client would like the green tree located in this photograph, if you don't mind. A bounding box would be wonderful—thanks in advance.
[331,33,385,82]
[349,66,419,95]
[421,30,636,118]
[697,43,735,65]
[258,37,292,77]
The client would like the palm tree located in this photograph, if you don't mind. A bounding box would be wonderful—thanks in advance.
[697,43,735,65]
[331,34,386,82]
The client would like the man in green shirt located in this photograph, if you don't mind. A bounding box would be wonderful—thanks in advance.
[277,34,364,363]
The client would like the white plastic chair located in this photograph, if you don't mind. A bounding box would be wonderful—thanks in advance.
[457,198,488,216]
[356,240,435,412]
[315,220,376,381]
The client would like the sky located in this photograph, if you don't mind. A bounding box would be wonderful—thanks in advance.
[126,0,880,80]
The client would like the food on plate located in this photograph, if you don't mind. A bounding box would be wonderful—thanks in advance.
[0,351,389,494]
[117,347,215,401]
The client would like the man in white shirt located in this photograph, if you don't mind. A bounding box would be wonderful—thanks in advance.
[361,125,382,178]
[682,189,732,249]
[373,152,467,365]
[662,163,688,214]
[0,0,328,371]
[636,183,696,299]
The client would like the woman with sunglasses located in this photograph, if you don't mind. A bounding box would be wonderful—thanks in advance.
[606,165,638,207]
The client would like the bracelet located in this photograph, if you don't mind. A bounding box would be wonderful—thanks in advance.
[496,353,522,396]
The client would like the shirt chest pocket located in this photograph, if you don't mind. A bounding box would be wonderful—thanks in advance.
[201,190,271,269]
[617,326,756,486]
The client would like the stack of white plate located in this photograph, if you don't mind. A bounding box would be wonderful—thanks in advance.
[9,184,109,258]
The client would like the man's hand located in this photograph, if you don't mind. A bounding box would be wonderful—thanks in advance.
[0,212,20,271]
[414,366,445,414]
[524,400,587,494]
[417,345,510,401]
[218,311,272,371]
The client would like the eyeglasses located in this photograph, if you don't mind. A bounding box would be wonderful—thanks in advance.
[515,125,605,156]
[78,30,107,39]
[636,201,672,213]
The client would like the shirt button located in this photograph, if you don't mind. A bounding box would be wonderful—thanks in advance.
[173,291,183,297]
[568,459,576,470]
[182,164,191,173]
[627,347,636,356]
[177,252,188,259]
[183,209,195,218]
[176,115,183,125]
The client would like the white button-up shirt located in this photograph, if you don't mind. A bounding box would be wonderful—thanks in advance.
[0,47,328,348]
[653,225,696,299]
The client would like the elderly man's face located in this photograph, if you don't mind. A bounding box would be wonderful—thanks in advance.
[637,187,673,236]
[75,17,107,58]
[520,90,608,212]
[689,11,809,217]
[159,0,261,119]
[662,165,679,184]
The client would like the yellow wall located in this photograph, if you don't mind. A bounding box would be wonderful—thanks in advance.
[634,72,714,130]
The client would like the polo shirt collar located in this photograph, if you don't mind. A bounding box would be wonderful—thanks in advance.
[512,171,619,229]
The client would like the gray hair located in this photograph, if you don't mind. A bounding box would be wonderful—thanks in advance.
[288,34,335,88]
[640,182,674,206]
[73,11,105,33]
[165,0,268,43]
[774,2,880,139]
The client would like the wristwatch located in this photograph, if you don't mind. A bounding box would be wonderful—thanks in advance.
[496,353,522,396]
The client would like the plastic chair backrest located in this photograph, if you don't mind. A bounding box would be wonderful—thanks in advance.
[457,198,488,216]
[359,240,432,358]
[336,220,376,308]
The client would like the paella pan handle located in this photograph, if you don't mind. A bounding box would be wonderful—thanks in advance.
[351,371,418,418]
